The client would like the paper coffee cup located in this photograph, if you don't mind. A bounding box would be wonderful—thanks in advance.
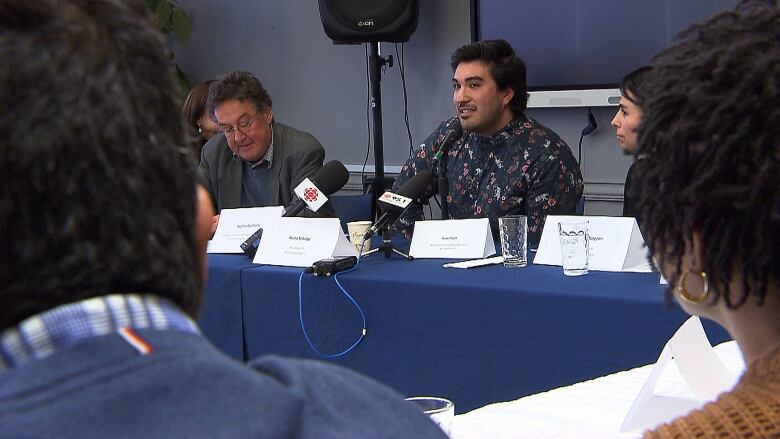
[346,221,372,254]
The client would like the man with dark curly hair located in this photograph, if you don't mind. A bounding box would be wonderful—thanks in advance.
[635,1,780,437]
[0,1,447,437]
[392,39,583,247]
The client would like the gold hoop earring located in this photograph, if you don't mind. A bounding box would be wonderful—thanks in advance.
[677,271,710,304]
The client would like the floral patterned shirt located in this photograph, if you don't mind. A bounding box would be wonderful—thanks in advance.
[393,114,583,246]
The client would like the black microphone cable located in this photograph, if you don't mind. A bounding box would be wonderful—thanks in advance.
[395,42,414,158]
[578,107,598,168]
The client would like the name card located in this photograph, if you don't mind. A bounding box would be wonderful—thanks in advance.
[620,317,738,433]
[253,217,357,267]
[293,178,329,212]
[409,218,495,259]
[533,215,652,272]
[207,206,284,254]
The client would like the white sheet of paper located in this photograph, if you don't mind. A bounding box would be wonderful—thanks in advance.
[670,317,735,401]
[206,206,284,254]
[409,218,495,259]
[533,215,652,272]
[620,316,737,433]
[253,217,357,267]
[442,255,504,269]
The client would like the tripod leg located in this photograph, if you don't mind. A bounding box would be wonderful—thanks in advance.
[391,247,414,261]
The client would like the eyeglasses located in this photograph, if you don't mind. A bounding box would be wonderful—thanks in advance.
[218,109,259,138]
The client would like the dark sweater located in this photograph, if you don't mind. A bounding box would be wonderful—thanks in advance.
[623,162,637,218]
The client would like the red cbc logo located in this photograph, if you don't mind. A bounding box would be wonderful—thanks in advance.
[303,187,319,202]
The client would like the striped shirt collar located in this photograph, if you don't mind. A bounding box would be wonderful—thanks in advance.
[248,123,275,169]
[0,294,198,373]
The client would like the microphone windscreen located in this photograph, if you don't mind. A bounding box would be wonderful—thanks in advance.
[397,170,433,199]
[448,119,463,139]
[312,160,350,195]
[434,120,463,161]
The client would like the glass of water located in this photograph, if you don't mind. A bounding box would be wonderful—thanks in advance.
[499,215,528,268]
[558,219,589,276]
[405,396,454,436]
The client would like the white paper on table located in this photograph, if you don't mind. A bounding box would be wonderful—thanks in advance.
[410,218,495,259]
[620,316,737,433]
[253,217,357,267]
[207,206,284,254]
[533,215,651,272]
[443,255,504,269]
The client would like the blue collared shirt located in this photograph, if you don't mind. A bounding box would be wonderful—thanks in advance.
[0,294,198,373]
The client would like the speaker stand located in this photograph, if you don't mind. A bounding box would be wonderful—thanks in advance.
[366,42,394,219]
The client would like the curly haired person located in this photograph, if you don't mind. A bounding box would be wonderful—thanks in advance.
[636,2,780,437]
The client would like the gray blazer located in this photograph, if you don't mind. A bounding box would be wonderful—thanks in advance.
[198,122,331,215]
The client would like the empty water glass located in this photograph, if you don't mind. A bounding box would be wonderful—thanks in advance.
[405,396,455,437]
[499,215,528,268]
[558,219,589,276]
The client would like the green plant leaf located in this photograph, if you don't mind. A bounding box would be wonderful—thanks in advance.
[175,63,190,98]
[143,1,191,97]
[172,7,192,45]
[156,1,172,31]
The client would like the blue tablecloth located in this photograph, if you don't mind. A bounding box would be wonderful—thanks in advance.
[198,254,257,360]
[200,251,729,413]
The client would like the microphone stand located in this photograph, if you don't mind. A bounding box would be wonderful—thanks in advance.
[436,155,450,220]
[432,123,460,221]
[362,225,413,260]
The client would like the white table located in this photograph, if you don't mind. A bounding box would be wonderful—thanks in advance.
[451,341,745,439]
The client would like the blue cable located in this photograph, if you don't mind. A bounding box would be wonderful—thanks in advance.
[297,240,367,358]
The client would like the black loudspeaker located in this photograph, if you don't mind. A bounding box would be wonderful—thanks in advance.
[318,0,420,44]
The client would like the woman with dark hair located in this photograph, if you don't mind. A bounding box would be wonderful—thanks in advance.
[613,66,651,156]
[612,66,651,218]
[636,4,780,438]
[181,79,217,155]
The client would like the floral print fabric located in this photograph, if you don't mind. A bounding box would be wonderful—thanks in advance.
[393,115,583,246]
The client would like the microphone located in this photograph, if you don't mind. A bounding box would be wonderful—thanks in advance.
[433,119,462,220]
[433,120,463,161]
[363,170,433,241]
[283,160,349,217]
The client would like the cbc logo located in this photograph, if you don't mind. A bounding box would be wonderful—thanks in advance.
[303,187,319,202]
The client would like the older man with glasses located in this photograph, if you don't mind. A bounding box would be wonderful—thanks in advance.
[199,71,331,232]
